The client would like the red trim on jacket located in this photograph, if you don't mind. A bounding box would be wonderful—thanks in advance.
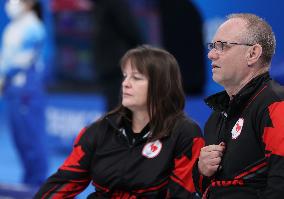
[110,182,168,199]
[42,179,90,198]
[59,166,88,173]
[41,185,59,199]
[263,102,284,156]
[234,162,268,179]
[112,192,137,199]
[245,85,268,109]
[92,180,168,196]
[211,179,244,187]
[74,127,87,145]
[134,180,168,194]
[171,137,205,192]
[92,181,110,192]
[60,145,86,172]
[199,174,204,193]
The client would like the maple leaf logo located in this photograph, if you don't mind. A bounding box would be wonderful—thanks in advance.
[263,102,284,156]
[150,144,158,152]
[236,122,241,132]
[231,118,244,139]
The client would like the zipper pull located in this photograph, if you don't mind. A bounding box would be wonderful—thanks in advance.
[222,111,228,118]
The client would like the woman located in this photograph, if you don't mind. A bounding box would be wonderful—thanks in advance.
[0,0,47,186]
[34,45,204,198]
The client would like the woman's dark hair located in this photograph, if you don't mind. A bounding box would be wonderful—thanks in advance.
[33,1,42,20]
[107,45,186,140]
[23,0,42,20]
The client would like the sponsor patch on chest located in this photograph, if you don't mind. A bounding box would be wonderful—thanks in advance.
[142,140,162,158]
[231,118,244,139]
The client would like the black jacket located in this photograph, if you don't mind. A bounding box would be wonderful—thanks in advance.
[196,73,284,198]
[34,113,204,198]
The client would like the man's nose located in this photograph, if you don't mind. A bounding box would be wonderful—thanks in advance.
[208,49,219,60]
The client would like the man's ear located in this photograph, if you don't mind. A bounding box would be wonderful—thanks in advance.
[247,44,262,66]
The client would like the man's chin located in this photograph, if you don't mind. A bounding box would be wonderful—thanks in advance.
[212,75,224,85]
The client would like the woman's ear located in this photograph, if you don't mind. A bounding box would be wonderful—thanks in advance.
[247,44,262,66]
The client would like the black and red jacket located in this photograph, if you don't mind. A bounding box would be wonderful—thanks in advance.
[195,73,284,198]
[34,114,204,198]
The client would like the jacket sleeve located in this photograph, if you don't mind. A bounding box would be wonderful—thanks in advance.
[192,113,219,196]
[261,101,284,198]
[34,126,96,199]
[167,121,205,198]
[192,162,212,197]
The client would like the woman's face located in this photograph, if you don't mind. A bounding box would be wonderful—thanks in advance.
[5,0,29,19]
[121,60,148,112]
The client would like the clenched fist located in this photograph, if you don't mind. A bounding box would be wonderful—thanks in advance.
[198,142,225,177]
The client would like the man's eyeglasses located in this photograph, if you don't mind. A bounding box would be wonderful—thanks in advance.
[207,41,254,52]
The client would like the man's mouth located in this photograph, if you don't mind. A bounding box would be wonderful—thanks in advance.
[212,64,221,69]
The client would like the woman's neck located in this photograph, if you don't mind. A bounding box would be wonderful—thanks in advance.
[132,110,150,133]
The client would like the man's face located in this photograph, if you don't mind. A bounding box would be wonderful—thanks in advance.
[208,18,252,88]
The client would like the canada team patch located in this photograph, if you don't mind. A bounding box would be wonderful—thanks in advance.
[142,140,162,158]
[231,118,244,139]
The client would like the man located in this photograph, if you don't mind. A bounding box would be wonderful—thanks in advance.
[194,13,284,198]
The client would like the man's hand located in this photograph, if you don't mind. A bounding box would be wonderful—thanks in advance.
[198,142,225,177]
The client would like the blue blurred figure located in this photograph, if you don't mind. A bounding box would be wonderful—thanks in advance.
[0,0,48,186]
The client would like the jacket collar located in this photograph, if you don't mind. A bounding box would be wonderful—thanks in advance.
[104,113,151,144]
[205,72,271,117]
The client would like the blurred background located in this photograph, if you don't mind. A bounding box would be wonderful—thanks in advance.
[0,0,283,198]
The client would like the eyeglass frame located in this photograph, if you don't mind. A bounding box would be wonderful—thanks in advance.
[207,41,254,52]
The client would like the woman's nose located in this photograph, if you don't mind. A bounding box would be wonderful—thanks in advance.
[122,77,130,87]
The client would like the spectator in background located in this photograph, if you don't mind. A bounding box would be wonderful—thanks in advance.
[159,0,205,95]
[92,0,144,111]
[34,45,204,198]
[0,0,48,186]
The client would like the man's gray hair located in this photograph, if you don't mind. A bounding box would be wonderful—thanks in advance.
[227,13,276,67]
